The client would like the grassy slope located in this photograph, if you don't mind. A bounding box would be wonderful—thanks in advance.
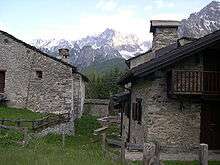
[0,114,119,165]
[0,107,219,165]
[0,106,45,120]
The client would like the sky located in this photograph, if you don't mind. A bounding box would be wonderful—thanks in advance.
[0,0,216,42]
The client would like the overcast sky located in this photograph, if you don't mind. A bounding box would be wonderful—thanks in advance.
[0,0,215,42]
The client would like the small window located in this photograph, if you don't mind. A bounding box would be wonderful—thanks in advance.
[36,70,43,79]
[132,98,142,124]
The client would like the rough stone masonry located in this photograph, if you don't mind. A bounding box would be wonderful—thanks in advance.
[0,30,88,134]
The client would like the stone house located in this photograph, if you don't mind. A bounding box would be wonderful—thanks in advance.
[0,30,88,118]
[118,20,220,153]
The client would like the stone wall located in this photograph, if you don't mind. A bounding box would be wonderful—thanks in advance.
[0,32,85,118]
[84,99,109,117]
[152,27,179,51]
[127,55,203,153]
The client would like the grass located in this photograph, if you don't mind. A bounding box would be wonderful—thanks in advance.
[0,106,45,120]
[0,107,219,165]
[0,109,120,165]
[0,106,46,129]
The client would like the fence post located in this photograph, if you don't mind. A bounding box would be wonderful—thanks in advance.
[23,127,28,146]
[62,133,65,147]
[120,141,126,164]
[120,124,126,165]
[101,132,106,157]
[199,143,208,165]
[1,119,4,125]
[143,142,155,165]
[17,121,21,127]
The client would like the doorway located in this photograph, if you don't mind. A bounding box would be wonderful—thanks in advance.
[201,101,220,150]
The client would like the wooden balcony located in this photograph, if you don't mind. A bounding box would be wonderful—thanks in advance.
[171,70,220,95]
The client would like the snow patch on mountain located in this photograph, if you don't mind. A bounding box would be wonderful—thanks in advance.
[31,28,151,69]
[179,1,220,38]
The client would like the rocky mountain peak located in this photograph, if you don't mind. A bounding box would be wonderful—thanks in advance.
[100,28,115,40]
[31,28,150,69]
[179,1,220,38]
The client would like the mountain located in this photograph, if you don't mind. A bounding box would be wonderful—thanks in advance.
[179,1,220,38]
[31,1,220,71]
[31,29,151,70]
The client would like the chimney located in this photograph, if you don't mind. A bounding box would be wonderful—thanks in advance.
[150,20,180,52]
[58,48,70,63]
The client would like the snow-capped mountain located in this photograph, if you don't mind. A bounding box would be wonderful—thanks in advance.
[31,1,220,70]
[31,29,151,69]
[179,1,220,38]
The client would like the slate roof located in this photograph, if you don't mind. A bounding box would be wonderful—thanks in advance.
[118,29,220,85]
[0,30,89,82]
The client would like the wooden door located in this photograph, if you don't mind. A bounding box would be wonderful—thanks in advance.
[201,101,220,150]
[0,71,5,93]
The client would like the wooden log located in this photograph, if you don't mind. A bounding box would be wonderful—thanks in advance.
[199,143,208,165]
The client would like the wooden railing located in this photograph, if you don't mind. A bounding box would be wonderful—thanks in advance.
[172,70,220,95]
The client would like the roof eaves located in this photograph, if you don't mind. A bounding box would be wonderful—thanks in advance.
[133,30,220,78]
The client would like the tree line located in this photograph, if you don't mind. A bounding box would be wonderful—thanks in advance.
[85,68,124,99]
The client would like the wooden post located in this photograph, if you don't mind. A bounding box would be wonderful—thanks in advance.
[101,132,106,157]
[23,127,28,146]
[143,142,155,165]
[120,123,126,165]
[199,143,208,165]
[17,121,21,127]
[62,132,65,147]
[120,141,126,165]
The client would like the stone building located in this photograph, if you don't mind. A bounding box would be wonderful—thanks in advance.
[118,20,220,153]
[0,30,88,119]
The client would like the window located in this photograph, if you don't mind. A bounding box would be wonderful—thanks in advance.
[0,71,5,93]
[132,98,142,124]
[36,70,43,79]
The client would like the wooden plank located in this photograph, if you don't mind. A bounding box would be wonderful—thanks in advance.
[94,126,108,134]
[106,138,122,147]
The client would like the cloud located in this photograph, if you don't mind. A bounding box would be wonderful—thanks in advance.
[0,21,8,31]
[151,13,183,20]
[77,13,150,40]
[96,0,118,12]
[144,5,153,11]
[154,0,175,9]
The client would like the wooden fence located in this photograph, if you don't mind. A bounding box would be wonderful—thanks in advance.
[0,113,71,132]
